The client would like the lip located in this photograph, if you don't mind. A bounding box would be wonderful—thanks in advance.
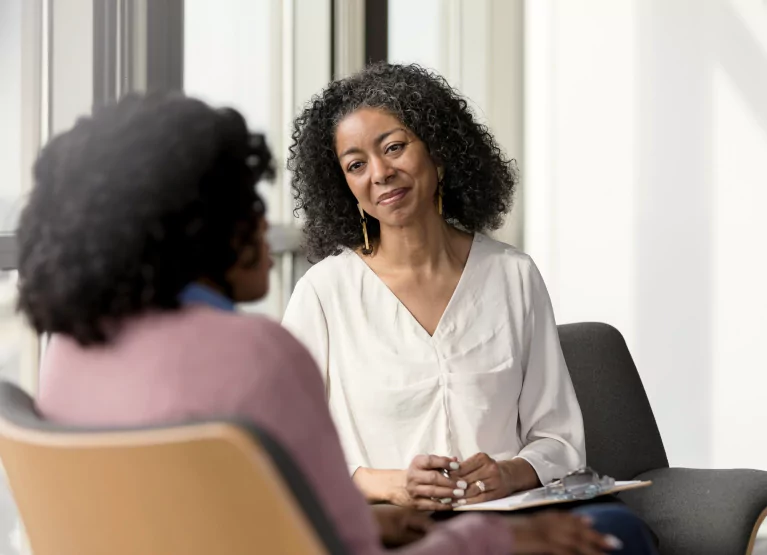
[377,188,409,206]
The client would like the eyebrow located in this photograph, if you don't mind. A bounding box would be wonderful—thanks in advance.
[337,127,406,159]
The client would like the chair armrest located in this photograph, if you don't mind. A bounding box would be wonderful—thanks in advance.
[617,467,767,555]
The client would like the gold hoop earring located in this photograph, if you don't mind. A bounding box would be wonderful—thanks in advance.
[358,204,372,254]
[436,167,445,216]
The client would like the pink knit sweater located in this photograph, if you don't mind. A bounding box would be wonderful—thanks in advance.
[37,306,512,554]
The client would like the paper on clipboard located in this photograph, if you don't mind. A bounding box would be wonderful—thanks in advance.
[454,480,652,512]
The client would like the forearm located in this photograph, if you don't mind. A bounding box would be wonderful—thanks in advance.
[498,457,541,493]
[352,467,406,503]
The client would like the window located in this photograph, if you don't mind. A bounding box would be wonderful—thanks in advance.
[184,0,285,318]
[0,0,23,549]
[387,0,442,70]
[0,0,24,235]
[0,0,37,552]
[184,0,331,318]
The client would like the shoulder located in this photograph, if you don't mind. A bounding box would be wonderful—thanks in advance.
[473,233,537,274]
[471,234,548,311]
[177,311,330,441]
[291,249,364,302]
[300,250,359,284]
[225,311,313,359]
[190,307,326,391]
[176,307,313,365]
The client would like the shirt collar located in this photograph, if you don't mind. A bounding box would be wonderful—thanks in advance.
[179,283,236,312]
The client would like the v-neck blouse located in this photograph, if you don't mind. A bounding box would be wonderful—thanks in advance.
[282,234,585,485]
[347,234,478,340]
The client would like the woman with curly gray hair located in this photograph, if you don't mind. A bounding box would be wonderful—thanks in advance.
[284,60,581,506]
[283,63,657,553]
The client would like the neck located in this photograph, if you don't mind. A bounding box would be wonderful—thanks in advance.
[376,212,455,271]
[196,277,226,294]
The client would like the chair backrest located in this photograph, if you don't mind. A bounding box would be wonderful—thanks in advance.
[0,382,348,555]
[558,322,669,480]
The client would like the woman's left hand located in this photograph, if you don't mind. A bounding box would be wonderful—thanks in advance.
[450,452,515,505]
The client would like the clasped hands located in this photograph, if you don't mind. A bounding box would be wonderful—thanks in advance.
[377,453,621,554]
[391,452,521,511]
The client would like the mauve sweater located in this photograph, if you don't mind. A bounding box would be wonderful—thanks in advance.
[36,305,513,554]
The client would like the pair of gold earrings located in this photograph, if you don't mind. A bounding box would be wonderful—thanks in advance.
[358,167,444,253]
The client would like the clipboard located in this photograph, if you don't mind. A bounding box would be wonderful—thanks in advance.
[454,480,652,512]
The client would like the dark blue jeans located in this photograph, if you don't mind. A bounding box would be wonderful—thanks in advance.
[573,504,658,555]
[431,500,658,553]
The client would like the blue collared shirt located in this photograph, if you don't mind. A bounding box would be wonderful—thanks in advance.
[178,283,236,312]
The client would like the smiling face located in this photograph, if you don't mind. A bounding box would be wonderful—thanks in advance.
[335,107,441,228]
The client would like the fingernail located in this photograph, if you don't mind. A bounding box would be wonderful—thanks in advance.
[449,462,460,470]
[580,515,594,526]
[439,498,452,504]
[605,535,623,550]
[452,499,467,507]
[456,480,468,489]
[453,489,465,497]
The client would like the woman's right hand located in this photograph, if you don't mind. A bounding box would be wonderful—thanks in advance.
[395,454,467,511]
[507,512,623,555]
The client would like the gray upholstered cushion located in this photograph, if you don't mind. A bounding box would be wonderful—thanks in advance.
[558,322,669,479]
[558,323,767,555]
[620,467,767,555]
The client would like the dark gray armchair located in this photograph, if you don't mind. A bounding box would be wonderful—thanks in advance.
[559,322,767,555]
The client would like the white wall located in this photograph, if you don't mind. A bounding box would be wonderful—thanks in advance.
[525,0,767,470]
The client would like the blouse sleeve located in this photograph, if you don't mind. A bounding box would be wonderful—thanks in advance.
[282,276,330,389]
[282,276,362,476]
[514,258,587,485]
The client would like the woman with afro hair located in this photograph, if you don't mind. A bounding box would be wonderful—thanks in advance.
[283,63,657,552]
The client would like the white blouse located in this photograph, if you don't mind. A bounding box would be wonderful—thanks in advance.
[282,233,585,485]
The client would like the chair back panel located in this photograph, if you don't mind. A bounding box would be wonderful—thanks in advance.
[0,383,341,555]
[558,323,669,479]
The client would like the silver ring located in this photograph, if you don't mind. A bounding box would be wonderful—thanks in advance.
[475,480,486,493]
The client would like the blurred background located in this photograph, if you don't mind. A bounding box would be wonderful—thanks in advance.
[1,0,765,553]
